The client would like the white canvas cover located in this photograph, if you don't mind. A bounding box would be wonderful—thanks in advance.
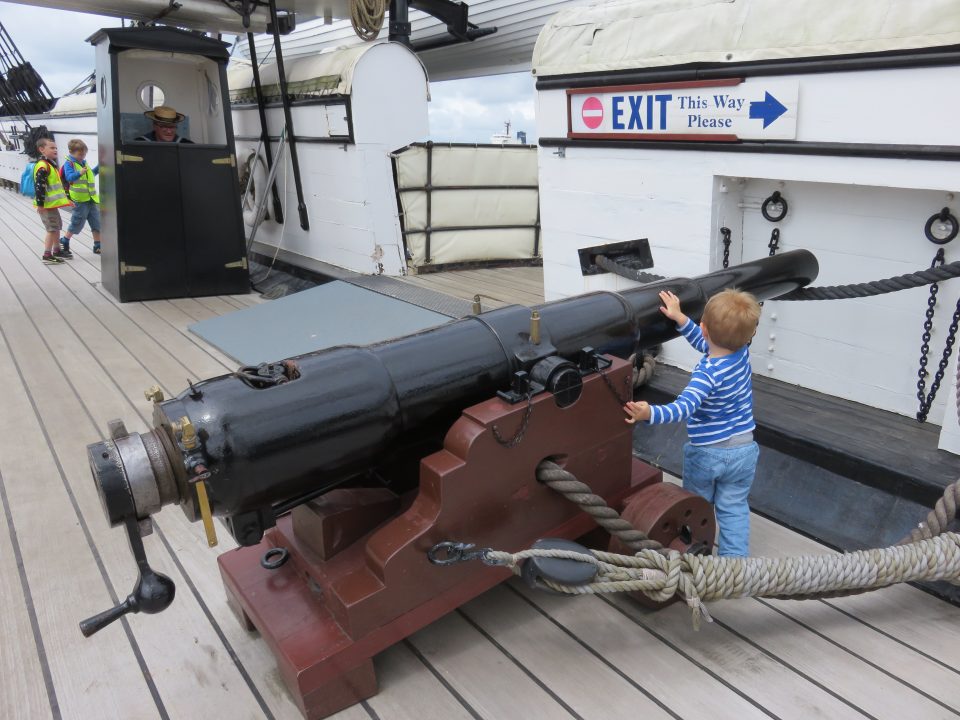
[533,0,960,77]
[393,144,540,267]
[227,43,427,102]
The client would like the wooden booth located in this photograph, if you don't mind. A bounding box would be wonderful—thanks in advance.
[93,27,249,302]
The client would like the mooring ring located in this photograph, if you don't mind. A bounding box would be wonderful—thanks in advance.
[924,208,959,245]
[761,191,788,222]
[260,547,289,570]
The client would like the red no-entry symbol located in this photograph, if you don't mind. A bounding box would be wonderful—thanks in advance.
[581,96,604,130]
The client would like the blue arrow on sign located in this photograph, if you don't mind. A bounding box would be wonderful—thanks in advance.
[749,92,788,128]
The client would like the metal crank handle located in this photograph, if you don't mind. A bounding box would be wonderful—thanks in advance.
[79,516,176,637]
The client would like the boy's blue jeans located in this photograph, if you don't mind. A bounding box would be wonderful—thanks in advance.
[682,441,759,557]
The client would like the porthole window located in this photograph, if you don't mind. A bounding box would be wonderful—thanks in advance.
[137,82,166,110]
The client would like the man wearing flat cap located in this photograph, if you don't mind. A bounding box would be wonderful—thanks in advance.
[136,105,194,143]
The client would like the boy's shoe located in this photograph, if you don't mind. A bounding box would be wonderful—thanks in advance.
[54,247,73,259]
[42,253,65,264]
[92,242,101,255]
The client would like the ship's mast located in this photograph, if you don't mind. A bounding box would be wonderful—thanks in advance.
[0,21,56,127]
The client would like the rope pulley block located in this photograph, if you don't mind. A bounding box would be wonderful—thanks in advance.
[520,538,598,592]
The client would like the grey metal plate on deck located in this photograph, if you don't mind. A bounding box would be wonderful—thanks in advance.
[188,281,452,366]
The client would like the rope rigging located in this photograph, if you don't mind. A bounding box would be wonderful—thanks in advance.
[350,0,388,41]
[433,458,960,630]
[773,260,960,301]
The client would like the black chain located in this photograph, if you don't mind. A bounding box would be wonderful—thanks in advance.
[492,393,534,447]
[916,248,960,422]
[598,365,633,405]
[721,227,731,268]
[768,228,780,256]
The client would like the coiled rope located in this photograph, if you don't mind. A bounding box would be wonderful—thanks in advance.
[350,0,387,41]
[483,533,960,629]
[489,450,960,628]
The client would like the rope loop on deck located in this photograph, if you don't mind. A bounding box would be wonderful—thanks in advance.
[485,533,960,630]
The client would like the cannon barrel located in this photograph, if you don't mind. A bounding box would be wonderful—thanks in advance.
[88,250,817,547]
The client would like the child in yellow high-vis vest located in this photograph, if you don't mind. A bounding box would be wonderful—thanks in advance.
[61,138,101,256]
[33,138,72,264]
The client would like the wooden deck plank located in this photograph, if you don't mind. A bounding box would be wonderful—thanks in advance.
[500,583,774,720]
[0,224,282,719]
[751,515,960,672]
[0,293,164,720]
[603,595,866,720]
[169,297,221,323]
[460,585,696,720]
[448,273,544,306]
[368,644,475,720]
[140,299,240,371]
[407,611,591,720]
[705,598,951,719]
[0,465,58,720]
[403,267,545,308]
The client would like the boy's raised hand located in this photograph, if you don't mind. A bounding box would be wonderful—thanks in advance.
[623,400,651,424]
[658,290,688,325]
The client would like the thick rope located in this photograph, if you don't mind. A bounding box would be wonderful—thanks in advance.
[522,452,960,625]
[775,261,960,301]
[486,533,960,629]
[631,352,657,388]
[350,0,387,41]
[597,253,960,302]
[537,461,664,552]
[900,481,960,544]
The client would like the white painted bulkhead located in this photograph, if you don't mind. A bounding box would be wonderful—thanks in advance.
[536,65,960,444]
[230,42,430,276]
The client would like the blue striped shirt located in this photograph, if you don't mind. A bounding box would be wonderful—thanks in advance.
[648,319,755,445]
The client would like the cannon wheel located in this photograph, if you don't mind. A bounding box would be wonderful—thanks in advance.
[608,482,716,609]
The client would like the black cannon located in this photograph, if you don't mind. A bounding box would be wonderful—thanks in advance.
[81,250,817,642]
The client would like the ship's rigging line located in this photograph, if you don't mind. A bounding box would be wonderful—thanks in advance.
[434,450,960,630]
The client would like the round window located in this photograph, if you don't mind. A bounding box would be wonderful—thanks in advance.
[137,82,166,110]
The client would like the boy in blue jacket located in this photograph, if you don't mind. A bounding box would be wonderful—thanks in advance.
[625,288,761,557]
[60,138,101,256]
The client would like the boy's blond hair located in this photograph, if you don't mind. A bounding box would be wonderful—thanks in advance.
[702,289,760,350]
[68,138,87,154]
[36,137,52,151]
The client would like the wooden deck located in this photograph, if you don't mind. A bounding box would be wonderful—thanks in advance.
[2,188,960,720]
[401,265,546,309]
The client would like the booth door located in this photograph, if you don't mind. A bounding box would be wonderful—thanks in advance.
[116,145,189,300]
[179,147,249,297]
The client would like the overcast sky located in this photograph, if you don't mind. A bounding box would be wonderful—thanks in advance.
[0,2,537,143]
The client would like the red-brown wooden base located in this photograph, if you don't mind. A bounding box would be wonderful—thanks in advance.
[219,357,662,719]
